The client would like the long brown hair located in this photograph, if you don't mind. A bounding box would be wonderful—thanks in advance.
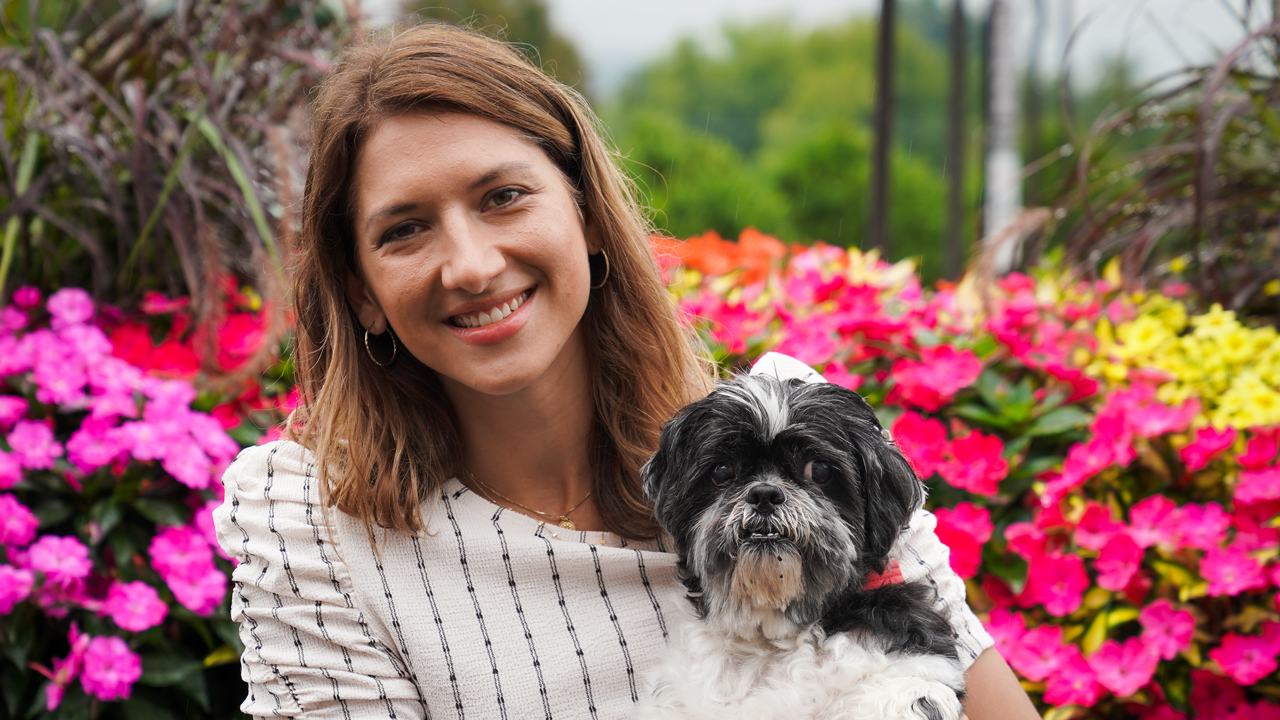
[290,23,714,539]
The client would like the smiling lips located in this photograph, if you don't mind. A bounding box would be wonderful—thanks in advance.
[449,289,532,328]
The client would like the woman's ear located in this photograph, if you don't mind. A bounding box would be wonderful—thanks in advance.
[344,270,388,334]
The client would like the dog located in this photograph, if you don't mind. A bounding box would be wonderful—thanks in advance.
[636,373,966,720]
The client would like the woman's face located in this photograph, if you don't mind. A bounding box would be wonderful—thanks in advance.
[346,111,596,398]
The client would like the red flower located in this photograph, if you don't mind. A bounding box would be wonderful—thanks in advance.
[1005,522,1049,561]
[1096,533,1143,591]
[933,503,992,579]
[1020,552,1089,616]
[1073,502,1125,551]
[1088,637,1159,697]
[1239,432,1279,470]
[887,345,982,412]
[938,431,1008,497]
[890,411,947,479]
[1179,426,1237,471]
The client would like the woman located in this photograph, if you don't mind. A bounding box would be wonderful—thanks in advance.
[213,23,1038,720]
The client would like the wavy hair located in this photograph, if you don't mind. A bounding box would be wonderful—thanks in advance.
[290,23,714,539]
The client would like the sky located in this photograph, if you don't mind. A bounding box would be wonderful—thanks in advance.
[540,0,1273,98]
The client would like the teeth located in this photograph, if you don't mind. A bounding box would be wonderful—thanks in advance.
[452,290,529,328]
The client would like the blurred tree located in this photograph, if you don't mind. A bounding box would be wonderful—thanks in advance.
[408,0,587,88]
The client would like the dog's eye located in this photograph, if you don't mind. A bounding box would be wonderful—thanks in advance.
[805,460,833,484]
[709,463,735,487]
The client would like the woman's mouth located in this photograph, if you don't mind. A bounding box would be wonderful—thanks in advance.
[448,289,532,328]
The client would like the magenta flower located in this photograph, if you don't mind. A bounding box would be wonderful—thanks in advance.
[66,418,128,473]
[1088,637,1159,697]
[1004,522,1048,561]
[1020,552,1089,616]
[194,499,232,560]
[1209,623,1280,685]
[6,419,64,470]
[939,431,1008,496]
[887,345,982,412]
[821,362,863,391]
[1059,437,1114,490]
[1180,426,1237,471]
[1174,502,1230,550]
[148,525,214,580]
[1239,433,1279,470]
[1236,465,1280,504]
[984,607,1025,661]
[45,288,95,328]
[166,566,227,615]
[1190,669,1249,719]
[1233,500,1280,552]
[1128,495,1179,548]
[890,411,948,479]
[103,581,168,632]
[80,635,142,701]
[28,535,93,585]
[1202,544,1268,597]
[1044,644,1102,707]
[0,451,20,490]
[0,396,27,430]
[933,502,992,578]
[1073,502,1125,551]
[0,564,34,613]
[1128,398,1199,438]
[0,493,39,547]
[1008,624,1069,681]
[1139,599,1195,661]
[160,442,213,490]
[13,286,41,309]
[36,623,90,710]
[1096,533,1143,591]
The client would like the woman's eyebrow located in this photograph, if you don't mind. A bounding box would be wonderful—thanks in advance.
[467,160,535,192]
[363,202,421,234]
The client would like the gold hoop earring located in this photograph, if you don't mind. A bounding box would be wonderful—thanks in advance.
[590,250,610,290]
[364,328,397,367]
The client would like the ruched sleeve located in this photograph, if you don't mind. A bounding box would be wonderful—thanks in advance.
[893,507,995,670]
[214,441,427,719]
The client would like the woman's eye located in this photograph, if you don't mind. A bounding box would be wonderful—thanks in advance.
[805,460,833,484]
[491,188,523,207]
[710,463,735,487]
[382,222,422,244]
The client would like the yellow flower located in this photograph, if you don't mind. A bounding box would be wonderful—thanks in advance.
[1114,316,1173,360]
[1190,303,1240,340]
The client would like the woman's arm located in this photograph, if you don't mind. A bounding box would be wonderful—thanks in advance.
[962,648,1041,720]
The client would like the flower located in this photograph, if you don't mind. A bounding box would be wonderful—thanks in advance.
[933,503,992,578]
[1202,544,1268,597]
[1179,426,1237,471]
[103,581,168,632]
[1235,465,1280,504]
[1128,495,1179,548]
[984,607,1026,660]
[13,286,41,309]
[6,419,64,470]
[887,345,983,411]
[1073,502,1125,551]
[1239,432,1279,470]
[0,451,19,490]
[0,564,34,613]
[1190,669,1249,719]
[1174,502,1230,551]
[1139,600,1194,661]
[890,411,948,479]
[148,525,214,580]
[1044,644,1103,707]
[37,624,90,710]
[1096,533,1144,591]
[165,566,227,615]
[1008,625,1069,681]
[1089,637,1159,697]
[79,635,142,701]
[938,431,1008,496]
[28,535,93,585]
[1208,623,1280,685]
[0,494,39,547]
[46,288,96,328]
[1020,552,1090,616]
[1004,521,1049,561]
[0,396,27,430]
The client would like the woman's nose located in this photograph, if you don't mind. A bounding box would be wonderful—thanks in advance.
[439,213,505,294]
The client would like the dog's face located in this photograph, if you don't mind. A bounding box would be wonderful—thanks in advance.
[643,375,923,637]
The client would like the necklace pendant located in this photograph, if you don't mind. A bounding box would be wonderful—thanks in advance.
[558,517,576,531]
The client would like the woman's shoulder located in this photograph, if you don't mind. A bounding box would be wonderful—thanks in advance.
[221,439,316,498]
[214,440,326,558]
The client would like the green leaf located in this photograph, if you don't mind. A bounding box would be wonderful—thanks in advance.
[134,498,189,528]
[90,500,123,538]
[138,654,204,687]
[196,116,280,273]
[0,129,39,292]
[951,404,1013,429]
[971,335,998,359]
[912,327,942,347]
[1107,607,1140,628]
[203,644,240,668]
[1083,610,1111,655]
[1028,406,1093,436]
[975,369,1009,411]
[177,667,211,712]
[32,499,74,529]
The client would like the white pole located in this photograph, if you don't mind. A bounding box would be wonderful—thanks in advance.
[984,0,1022,272]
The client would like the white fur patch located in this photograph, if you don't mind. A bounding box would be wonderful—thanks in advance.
[722,381,789,440]
[732,545,803,610]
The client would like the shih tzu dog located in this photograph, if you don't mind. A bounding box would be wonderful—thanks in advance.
[636,370,966,720]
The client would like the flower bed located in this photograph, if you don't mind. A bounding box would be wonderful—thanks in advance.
[653,230,1280,719]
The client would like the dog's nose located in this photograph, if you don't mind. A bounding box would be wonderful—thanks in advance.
[745,484,785,514]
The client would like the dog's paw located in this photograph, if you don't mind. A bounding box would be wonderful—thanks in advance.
[904,684,963,720]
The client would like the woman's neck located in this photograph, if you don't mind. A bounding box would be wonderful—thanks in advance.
[442,330,604,530]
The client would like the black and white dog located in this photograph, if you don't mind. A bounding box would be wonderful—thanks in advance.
[636,368,966,719]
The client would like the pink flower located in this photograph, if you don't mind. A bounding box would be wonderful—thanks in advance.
[45,288,95,328]
[821,362,863,391]
[0,451,20,490]
[0,494,39,547]
[161,442,213,489]
[1128,495,1179,548]
[1044,644,1102,707]
[1180,426,1237,471]
[13,286,41,309]
[1073,502,1125,551]
[166,565,227,615]
[887,345,982,412]
[1202,544,1268,596]
[0,564,34,613]
[1174,502,1230,550]
[65,417,128,473]
[984,607,1025,660]
[1096,533,1143,591]
[1236,465,1280,504]
[1239,433,1279,470]
[6,419,64,470]
[1128,398,1199,438]
[938,431,1008,496]
[80,635,142,701]
[0,396,27,430]
[194,499,232,560]
[1140,599,1194,661]
[682,292,767,354]
[1233,500,1280,552]
[28,535,93,585]
[890,411,948,478]
[1059,438,1114,489]
[1004,522,1048,561]
[771,313,840,366]
[1089,637,1159,697]
[1020,552,1089,616]
[1008,624,1069,681]
[148,525,214,580]
[1209,623,1280,685]
[36,623,91,710]
[103,581,168,632]
[933,503,992,578]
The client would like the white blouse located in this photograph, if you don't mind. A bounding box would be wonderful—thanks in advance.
[214,441,993,719]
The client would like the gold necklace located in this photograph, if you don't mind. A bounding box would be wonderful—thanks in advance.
[463,467,592,531]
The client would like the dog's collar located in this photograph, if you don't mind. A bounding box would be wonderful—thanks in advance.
[861,559,905,590]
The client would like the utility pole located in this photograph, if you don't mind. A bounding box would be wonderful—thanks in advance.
[946,0,966,279]
[869,0,895,254]
[984,0,1021,272]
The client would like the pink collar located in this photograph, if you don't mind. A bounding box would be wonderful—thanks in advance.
[862,559,905,590]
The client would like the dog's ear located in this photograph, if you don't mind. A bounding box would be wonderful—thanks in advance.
[642,408,691,512]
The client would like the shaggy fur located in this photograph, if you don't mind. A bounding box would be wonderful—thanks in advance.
[636,376,966,720]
